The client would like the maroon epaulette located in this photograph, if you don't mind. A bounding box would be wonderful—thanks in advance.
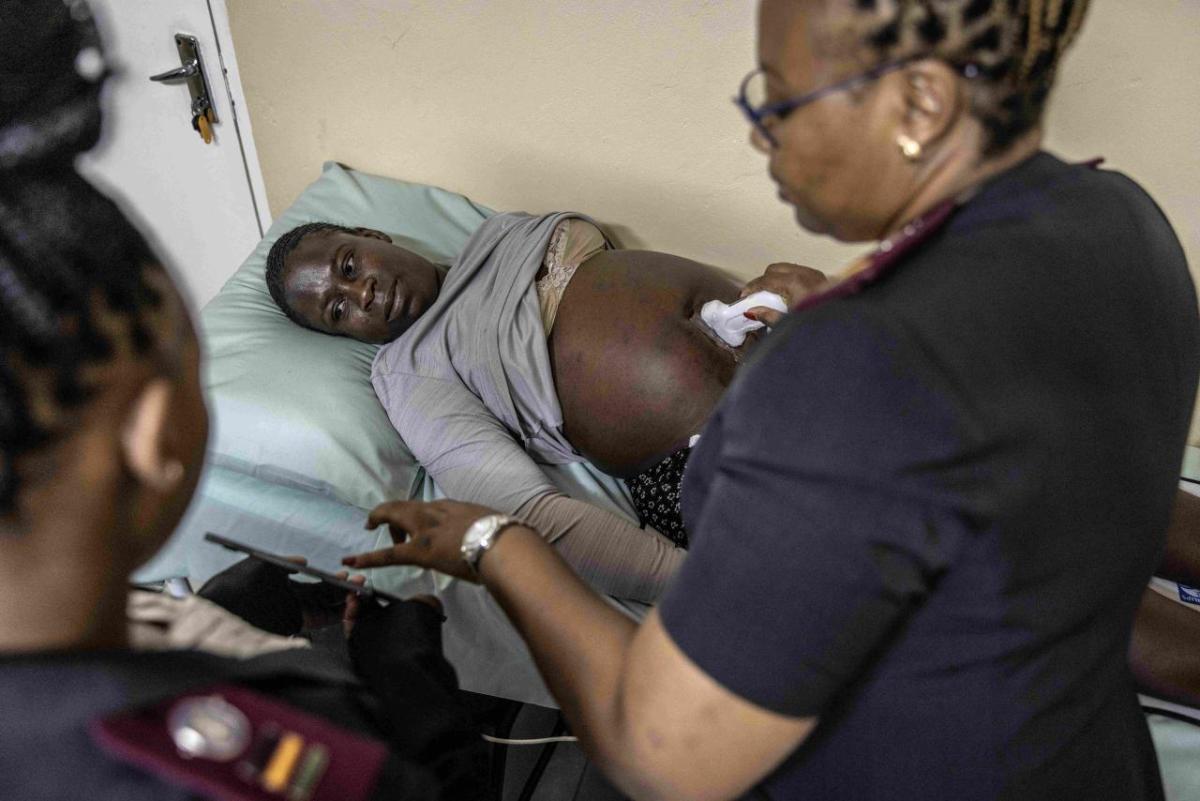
[791,196,958,315]
[790,156,1106,316]
[90,684,388,801]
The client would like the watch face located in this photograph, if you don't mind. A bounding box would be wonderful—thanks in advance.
[464,517,492,546]
[462,515,510,568]
[461,516,494,565]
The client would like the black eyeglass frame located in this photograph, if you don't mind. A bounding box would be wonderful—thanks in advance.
[735,56,979,148]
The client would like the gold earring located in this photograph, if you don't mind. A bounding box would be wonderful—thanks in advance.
[897,134,922,162]
[150,460,184,492]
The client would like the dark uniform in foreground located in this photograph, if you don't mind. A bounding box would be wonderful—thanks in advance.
[0,598,488,801]
[661,153,1197,799]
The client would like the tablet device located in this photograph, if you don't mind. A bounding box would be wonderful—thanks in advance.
[204,532,402,603]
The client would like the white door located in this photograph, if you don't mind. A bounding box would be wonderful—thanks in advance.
[77,0,268,309]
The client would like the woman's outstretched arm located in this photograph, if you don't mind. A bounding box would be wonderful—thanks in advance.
[382,374,683,603]
[518,492,684,603]
[1156,488,1200,586]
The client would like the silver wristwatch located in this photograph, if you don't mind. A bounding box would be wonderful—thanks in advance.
[460,514,516,573]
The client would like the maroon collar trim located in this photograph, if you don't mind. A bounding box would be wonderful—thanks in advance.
[791,196,958,314]
[789,156,1105,315]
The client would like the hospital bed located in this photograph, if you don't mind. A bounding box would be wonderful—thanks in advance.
[134,162,647,708]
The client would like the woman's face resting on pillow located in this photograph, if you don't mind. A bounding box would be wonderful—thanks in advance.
[267,223,448,344]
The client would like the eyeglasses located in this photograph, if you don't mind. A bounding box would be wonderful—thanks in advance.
[735,57,978,148]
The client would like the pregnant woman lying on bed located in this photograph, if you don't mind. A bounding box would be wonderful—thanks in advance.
[266,213,824,602]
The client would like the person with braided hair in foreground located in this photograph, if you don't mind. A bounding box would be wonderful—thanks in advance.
[340,1,1198,799]
[0,4,487,799]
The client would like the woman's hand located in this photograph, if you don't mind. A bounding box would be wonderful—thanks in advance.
[740,262,828,326]
[336,568,444,636]
[334,571,367,636]
[344,499,501,582]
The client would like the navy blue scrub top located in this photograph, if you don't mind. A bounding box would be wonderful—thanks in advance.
[659,153,1198,801]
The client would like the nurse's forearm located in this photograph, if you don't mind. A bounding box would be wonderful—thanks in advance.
[477,525,653,795]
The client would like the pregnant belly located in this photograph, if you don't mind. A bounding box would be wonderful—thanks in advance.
[549,249,743,477]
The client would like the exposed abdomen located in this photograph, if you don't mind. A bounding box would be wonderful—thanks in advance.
[549,249,742,476]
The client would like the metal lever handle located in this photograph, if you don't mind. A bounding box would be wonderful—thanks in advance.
[150,61,198,82]
[150,34,218,144]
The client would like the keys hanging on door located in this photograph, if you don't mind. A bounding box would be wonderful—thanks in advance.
[150,34,218,145]
[191,101,216,145]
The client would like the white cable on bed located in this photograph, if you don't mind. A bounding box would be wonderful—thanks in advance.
[482,734,579,745]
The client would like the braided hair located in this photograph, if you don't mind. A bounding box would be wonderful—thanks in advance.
[0,1,169,514]
[821,0,1090,154]
[264,221,354,329]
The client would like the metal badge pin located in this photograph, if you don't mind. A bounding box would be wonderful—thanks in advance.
[167,695,252,762]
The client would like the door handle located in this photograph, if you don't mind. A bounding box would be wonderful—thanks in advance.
[149,61,199,82]
[148,34,218,144]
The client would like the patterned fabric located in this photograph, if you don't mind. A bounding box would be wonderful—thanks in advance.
[626,445,692,548]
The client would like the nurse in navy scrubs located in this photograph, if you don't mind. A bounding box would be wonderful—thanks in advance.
[348,2,1198,799]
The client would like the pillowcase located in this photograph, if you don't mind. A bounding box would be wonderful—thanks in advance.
[1185,445,1200,481]
[200,162,493,510]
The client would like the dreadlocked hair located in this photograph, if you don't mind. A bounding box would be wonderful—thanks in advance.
[0,0,167,515]
[264,221,354,328]
[825,0,1090,155]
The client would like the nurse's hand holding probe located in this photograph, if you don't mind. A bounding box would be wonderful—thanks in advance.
[738,261,828,326]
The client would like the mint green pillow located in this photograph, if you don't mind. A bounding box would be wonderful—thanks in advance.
[201,162,493,510]
[1184,445,1200,481]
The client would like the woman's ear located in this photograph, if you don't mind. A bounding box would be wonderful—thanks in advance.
[120,378,183,493]
[352,227,393,243]
[898,59,963,155]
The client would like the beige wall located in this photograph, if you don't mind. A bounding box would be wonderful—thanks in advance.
[227,0,1200,443]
